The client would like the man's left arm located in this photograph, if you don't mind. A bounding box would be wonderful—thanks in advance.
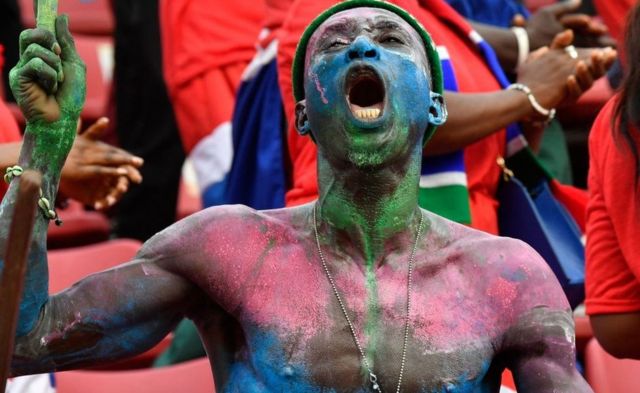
[500,243,592,392]
[503,307,591,392]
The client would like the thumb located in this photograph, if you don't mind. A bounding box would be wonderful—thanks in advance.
[55,14,80,62]
[550,29,574,50]
[511,14,527,28]
[548,0,582,17]
[81,117,109,139]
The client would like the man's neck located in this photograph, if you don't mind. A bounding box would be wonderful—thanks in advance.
[315,147,423,266]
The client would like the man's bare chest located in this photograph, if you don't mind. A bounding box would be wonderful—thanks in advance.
[203,249,507,392]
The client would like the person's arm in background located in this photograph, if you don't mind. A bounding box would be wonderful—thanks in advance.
[425,31,616,155]
[472,0,615,73]
[0,118,144,209]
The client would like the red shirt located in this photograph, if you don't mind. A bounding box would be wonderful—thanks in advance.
[592,0,634,46]
[160,0,265,152]
[585,95,640,315]
[0,46,22,199]
[277,0,505,234]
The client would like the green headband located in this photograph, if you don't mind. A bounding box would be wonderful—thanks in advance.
[291,0,444,140]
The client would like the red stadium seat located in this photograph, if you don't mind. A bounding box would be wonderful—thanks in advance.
[574,315,594,357]
[559,77,614,127]
[73,34,113,123]
[47,201,111,249]
[177,177,202,221]
[19,0,114,35]
[585,338,640,393]
[55,357,214,393]
[48,238,142,293]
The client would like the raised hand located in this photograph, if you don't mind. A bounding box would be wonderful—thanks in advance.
[517,30,616,118]
[59,117,144,210]
[514,0,616,50]
[9,15,85,127]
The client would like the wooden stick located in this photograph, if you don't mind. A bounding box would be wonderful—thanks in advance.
[0,171,43,391]
[36,0,58,33]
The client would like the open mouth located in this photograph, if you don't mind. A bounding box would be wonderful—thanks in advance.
[346,66,385,122]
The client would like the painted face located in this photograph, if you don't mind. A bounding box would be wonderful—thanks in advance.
[299,8,442,168]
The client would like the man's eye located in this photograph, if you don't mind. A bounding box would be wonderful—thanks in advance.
[380,36,404,45]
[328,40,348,49]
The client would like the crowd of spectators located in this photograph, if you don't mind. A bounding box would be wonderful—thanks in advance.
[1,0,639,391]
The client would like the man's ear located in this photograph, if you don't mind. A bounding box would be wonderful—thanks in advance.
[295,100,311,136]
[428,92,447,126]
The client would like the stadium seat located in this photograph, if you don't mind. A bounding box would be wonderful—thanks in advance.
[48,238,142,293]
[73,34,114,123]
[177,177,202,221]
[55,357,214,393]
[574,315,593,357]
[47,201,111,249]
[585,338,640,393]
[559,77,614,127]
[19,0,114,35]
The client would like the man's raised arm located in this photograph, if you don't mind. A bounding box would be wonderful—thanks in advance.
[0,16,200,375]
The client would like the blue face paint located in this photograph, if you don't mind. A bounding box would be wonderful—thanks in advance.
[304,24,433,167]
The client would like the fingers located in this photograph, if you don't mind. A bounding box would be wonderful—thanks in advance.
[120,164,143,184]
[546,0,581,17]
[55,15,81,63]
[566,75,584,101]
[19,28,59,57]
[573,60,594,91]
[21,43,63,83]
[17,57,59,95]
[526,46,549,62]
[511,14,526,28]
[94,177,130,210]
[81,117,109,139]
[550,30,574,50]
[558,14,593,31]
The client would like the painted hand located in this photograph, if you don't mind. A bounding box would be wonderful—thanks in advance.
[59,117,144,210]
[516,0,616,50]
[517,30,616,117]
[9,14,85,130]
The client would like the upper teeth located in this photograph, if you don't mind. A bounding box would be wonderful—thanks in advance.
[354,108,381,120]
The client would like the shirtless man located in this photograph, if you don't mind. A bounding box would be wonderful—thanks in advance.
[2,2,590,391]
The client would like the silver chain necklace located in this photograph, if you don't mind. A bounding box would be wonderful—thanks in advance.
[312,203,423,393]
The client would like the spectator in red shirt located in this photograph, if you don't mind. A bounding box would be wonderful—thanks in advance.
[586,3,640,360]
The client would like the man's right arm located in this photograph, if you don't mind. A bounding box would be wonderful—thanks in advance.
[0,17,202,375]
[10,229,204,375]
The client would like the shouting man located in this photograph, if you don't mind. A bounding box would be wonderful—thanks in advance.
[2,1,591,391]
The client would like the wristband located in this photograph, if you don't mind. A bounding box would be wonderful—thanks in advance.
[510,27,529,71]
[507,83,556,123]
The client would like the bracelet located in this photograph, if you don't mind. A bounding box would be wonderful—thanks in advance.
[507,83,556,123]
[510,27,529,71]
[4,165,63,226]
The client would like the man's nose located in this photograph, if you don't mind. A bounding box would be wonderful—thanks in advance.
[347,37,379,61]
